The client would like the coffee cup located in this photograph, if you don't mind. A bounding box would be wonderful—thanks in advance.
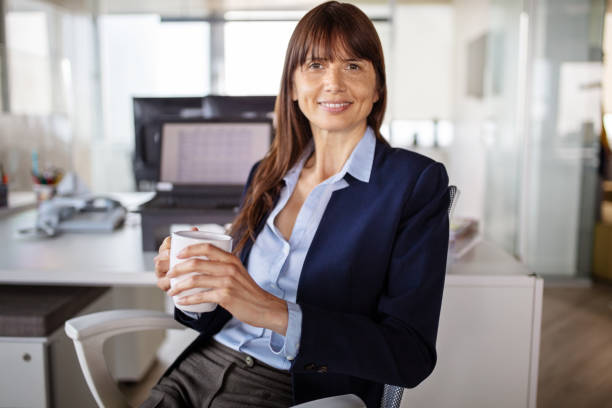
[169,230,233,313]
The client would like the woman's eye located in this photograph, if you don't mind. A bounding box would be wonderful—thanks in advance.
[308,62,323,69]
[347,63,360,70]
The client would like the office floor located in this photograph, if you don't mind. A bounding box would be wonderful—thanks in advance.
[537,282,612,408]
[121,283,612,408]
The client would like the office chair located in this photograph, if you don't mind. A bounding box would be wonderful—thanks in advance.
[65,185,459,408]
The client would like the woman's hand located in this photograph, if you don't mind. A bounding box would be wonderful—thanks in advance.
[153,227,200,292]
[167,243,289,336]
[153,236,172,292]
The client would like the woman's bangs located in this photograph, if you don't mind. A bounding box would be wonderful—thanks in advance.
[298,26,364,65]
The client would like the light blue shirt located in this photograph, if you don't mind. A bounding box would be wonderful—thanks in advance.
[212,127,376,370]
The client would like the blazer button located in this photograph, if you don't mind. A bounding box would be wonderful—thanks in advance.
[304,363,316,371]
[245,356,254,368]
[317,365,328,373]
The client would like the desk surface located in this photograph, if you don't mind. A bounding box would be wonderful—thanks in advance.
[1,193,532,286]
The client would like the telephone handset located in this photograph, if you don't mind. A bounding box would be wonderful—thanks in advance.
[34,196,127,236]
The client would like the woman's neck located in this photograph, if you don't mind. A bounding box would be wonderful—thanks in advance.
[304,123,367,183]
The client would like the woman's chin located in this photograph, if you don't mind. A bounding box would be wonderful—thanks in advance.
[310,121,366,135]
[314,124,365,133]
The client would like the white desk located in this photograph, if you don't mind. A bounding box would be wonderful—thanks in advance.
[1,192,529,287]
[0,192,156,286]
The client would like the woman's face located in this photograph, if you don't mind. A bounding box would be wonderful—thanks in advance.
[292,49,379,136]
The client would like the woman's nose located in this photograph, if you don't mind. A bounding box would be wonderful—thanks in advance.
[323,66,345,92]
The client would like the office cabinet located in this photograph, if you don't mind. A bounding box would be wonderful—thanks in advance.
[401,275,542,408]
[0,286,165,408]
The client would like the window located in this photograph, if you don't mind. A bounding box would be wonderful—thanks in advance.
[98,15,210,143]
[224,21,297,95]
[6,11,52,114]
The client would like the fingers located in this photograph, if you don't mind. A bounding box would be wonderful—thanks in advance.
[167,259,234,279]
[154,259,169,278]
[159,236,171,254]
[177,243,236,264]
[157,276,171,292]
[175,290,220,306]
[154,249,170,277]
[155,238,171,285]
[168,274,232,297]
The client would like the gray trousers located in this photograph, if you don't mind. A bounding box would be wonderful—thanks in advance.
[141,340,293,408]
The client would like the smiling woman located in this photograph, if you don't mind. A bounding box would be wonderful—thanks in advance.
[146,2,450,408]
[292,55,379,136]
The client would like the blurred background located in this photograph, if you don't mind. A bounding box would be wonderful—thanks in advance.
[1,0,612,406]
[2,0,611,280]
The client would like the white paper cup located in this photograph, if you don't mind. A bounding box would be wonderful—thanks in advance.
[169,230,233,313]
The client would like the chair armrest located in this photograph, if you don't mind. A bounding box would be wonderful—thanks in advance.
[290,394,366,408]
[64,309,184,408]
[65,309,183,342]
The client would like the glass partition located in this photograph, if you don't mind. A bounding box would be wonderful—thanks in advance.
[519,0,605,277]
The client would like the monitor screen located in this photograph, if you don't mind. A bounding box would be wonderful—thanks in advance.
[132,96,275,190]
[160,121,272,185]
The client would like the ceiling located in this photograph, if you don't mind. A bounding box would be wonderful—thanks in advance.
[19,0,449,16]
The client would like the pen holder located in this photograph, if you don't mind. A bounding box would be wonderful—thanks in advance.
[0,184,6,208]
[33,184,56,205]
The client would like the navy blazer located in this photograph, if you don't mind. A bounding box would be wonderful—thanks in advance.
[173,138,450,408]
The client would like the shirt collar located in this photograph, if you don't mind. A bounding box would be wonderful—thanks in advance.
[283,126,377,187]
[343,126,376,183]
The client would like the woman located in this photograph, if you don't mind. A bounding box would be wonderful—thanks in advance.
[147,1,450,407]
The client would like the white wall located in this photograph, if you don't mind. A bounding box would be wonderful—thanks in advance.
[603,10,612,113]
[446,0,489,221]
[391,4,454,120]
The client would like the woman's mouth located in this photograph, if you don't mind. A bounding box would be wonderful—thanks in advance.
[319,101,352,113]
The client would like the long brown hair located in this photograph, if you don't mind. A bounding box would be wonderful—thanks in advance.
[230,1,389,254]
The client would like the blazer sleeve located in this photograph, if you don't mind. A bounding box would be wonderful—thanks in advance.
[292,162,450,388]
[174,161,261,333]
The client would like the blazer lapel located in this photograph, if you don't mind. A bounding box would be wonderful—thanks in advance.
[295,140,388,303]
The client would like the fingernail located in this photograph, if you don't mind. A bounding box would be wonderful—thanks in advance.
[177,250,185,258]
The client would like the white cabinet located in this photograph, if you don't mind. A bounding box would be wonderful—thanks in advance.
[401,243,542,408]
[0,286,165,408]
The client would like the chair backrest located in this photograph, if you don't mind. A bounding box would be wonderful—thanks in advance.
[448,185,459,219]
[380,185,459,408]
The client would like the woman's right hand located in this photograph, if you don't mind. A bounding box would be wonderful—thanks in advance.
[154,236,172,292]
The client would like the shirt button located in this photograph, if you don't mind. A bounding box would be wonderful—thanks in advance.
[245,355,254,368]
[287,355,294,361]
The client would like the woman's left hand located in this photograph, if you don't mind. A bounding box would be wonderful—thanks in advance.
[167,243,289,336]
